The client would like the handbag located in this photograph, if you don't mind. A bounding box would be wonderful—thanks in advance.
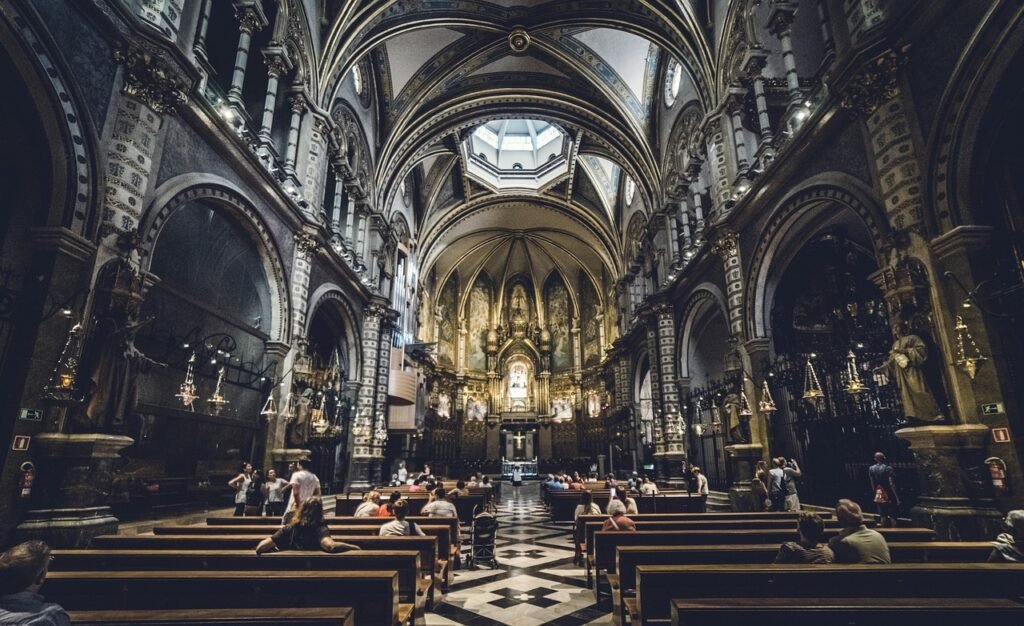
[874,485,890,504]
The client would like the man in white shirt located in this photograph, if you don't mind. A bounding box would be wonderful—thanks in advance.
[639,476,659,495]
[284,458,321,522]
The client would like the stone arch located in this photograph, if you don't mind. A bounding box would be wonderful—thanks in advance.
[745,174,888,340]
[305,284,363,382]
[141,175,291,345]
[0,1,99,236]
[677,283,730,379]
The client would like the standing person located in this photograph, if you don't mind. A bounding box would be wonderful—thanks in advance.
[828,499,891,564]
[774,513,835,564]
[378,490,402,517]
[511,465,523,499]
[693,467,709,512]
[244,469,266,517]
[869,452,900,528]
[769,457,802,511]
[380,500,426,536]
[354,491,381,517]
[0,541,70,626]
[752,460,770,512]
[263,468,288,517]
[683,462,697,494]
[284,458,321,524]
[255,497,359,553]
[397,461,408,485]
[228,462,253,517]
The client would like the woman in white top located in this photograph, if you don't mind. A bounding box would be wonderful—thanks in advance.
[573,491,602,564]
[354,490,381,517]
[227,462,253,516]
[639,477,659,496]
[263,468,289,517]
[622,493,639,515]
[511,466,523,499]
[693,467,710,512]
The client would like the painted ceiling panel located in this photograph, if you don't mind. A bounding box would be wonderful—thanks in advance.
[572,28,656,105]
[469,54,569,79]
[386,28,464,96]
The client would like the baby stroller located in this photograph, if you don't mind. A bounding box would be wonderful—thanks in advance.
[466,505,499,569]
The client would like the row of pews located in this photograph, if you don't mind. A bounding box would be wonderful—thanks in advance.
[44,495,468,626]
[547,487,705,522]
[335,488,491,523]
[573,510,1024,625]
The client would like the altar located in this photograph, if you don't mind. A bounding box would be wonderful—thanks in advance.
[502,458,538,479]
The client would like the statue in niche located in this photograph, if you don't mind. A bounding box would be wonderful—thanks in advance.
[286,387,315,447]
[437,392,451,419]
[877,326,945,424]
[722,393,751,444]
[467,397,486,421]
[587,393,601,418]
[510,284,528,322]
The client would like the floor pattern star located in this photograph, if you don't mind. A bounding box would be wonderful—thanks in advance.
[426,483,612,625]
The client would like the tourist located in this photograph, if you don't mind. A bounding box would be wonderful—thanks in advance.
[0,541,70,626]
[769,457,802,512]
[828,499,891,564]
[774,513,835,564]
[869,452,900,528]
[693,467,709,512]
[480,476,492,490]
[284,458,321,523]
[622,492,639,515]
[263,468,288,517]
[511,465,523,498]
[380,500,426,536]
[468,475,479,488]
[989,510,1024,562]
[602,499,637,531]
[397,461,408,484]
[448,480,470,498]
[683,461,697,494]
[244,468,266,516]
[228,462,254,516]
[752,460,770,512]
[256,497,359,553]
[639,476,659,496]
[569,475,585,490]
[574,490,602,519]
[416,464,432,483]
[378,490,402,517]
[354,490,381,517]
[423,488,458,518]
[603,473,618,489]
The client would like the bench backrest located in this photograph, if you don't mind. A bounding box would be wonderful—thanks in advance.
[68,607,354,626]
[51,549,421,603]
[550,493,703,521]
[46,570,399,626]
[336,494,483,522]
[205,516,461,544]
[593,528,936,571]
[635,563,1024,625]
[614,542,993,591]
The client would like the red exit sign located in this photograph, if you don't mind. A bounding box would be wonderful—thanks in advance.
[992,427,1011,443]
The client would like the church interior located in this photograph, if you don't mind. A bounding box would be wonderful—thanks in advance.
[2,0,1024,624]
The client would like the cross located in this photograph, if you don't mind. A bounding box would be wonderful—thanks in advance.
[511,432,526,448]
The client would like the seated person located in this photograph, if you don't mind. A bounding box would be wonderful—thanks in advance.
[353,490,380,517]
[774,512,835,564]
[256,497,359,554]
[639,476,659,495]
[377,490,401,517]
[480,476,492,490]
[601,499,636,531]
[423,488,458,517]
[0,540,70,626]
[448,480,470,498]
[828,499,891,564]
[622,492,639,515]
[989,509,1024,562]
[467,475,479,488]
[380,500,426,536]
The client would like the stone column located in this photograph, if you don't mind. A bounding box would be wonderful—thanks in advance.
[676,200,693,255]
[290,232,320,340]
[330,172,344,232]
[258,50,290,143]
[653,302,686,486]
[370,311,398,485]
[666,210,681,266]
[725,89,750,179]
[227,2,267,106]
[193,0,213,58]
[345,194,358,249]
[744,52,773,146]
[711,231,745,338]
[768,2,803,107]
[349,299,389,489]
[284,94,306,175]
[703,116,732,210]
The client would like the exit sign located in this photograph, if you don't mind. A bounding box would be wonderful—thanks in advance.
[992,427,1011,443]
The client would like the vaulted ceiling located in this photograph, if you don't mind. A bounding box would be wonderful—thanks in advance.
[316,0,716,297]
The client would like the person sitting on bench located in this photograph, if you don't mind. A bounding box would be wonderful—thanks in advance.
[380,500,426,536]
[828,499,891,564]
[989,509,1024,562]
[354,491,381,517]
[256,497,360,554]
[774,512,834,564]
[0,541,69,626]
[601,499,636,532]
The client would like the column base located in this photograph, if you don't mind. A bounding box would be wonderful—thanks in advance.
[656,452,688,488]
[348,456,378,491]
[896,424,1004,540]
[725,444,763,512]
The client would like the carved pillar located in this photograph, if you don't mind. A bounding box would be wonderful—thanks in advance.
[227,2,267,106]
[653,303,686,485]
[768,2,803,107]
[370,311,398,484]
[290,232,320,340]
[711,231,745,338]
[726,89,750,180]
[284,93,306,175]
[193,0,213,58]
[691,182,706,242]
[258,50,290,143]
[703,115,731,210]
[666,210,681,266]
[330,171,344,232]
[744,52,773,146]
[345,194,358,248]
[350,299,389,489]
[676,199,693,254]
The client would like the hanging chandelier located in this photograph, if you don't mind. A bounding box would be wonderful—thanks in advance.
[175,351,199,410]
[954,315,988,380]
[802,355,824,400]
[759,379,777,414]
[843,350,868,395]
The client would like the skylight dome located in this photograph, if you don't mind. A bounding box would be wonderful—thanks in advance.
[465,119,571,191]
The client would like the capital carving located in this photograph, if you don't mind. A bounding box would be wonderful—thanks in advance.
[289,95,308,115]
[768,3,797,37]
[294,232,321,257]
[840,51,905,116]
[113,44,188,114]
[710,230,739,258]
[236,7,265,35]
[264,54,290,79]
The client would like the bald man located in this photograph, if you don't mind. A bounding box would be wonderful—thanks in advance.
[828,499,891,564]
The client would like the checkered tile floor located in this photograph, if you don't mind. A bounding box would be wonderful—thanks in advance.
[426,483,611,626]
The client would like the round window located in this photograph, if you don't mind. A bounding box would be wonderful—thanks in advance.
[664,59,682,107]
[625,177,636,205]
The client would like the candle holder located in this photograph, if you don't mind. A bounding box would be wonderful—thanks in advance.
[175,352,200,410]
[43,322,84,405]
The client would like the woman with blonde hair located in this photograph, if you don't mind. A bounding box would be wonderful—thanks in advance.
[256,497,359,553]
[354,491,381,517]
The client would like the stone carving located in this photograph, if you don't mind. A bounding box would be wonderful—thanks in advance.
[113,44,188,114]
[840,50,904,116]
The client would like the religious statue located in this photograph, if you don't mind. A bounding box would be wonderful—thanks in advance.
[510,284,528,322]
[437,392,451,418]
[722,392,751,444]
[286,387,315,446]
[877,332,945,423]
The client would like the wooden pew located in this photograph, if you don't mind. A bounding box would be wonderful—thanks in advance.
[548,492,703,521]
[609,542,992,626]
[669,598,1024,626]
[335,494,484,522]
[52,549,430,621]
[68,607,355,625]
[206,516,462,550]
[149,524,454,589]
[634,563,1024,625]
[46,570,409,626]
[90,534,446,595]
[588,527,936,588]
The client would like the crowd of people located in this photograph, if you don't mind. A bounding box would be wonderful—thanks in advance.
[227,458,320,521]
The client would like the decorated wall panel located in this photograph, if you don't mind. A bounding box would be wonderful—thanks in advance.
[546,273,572,371]
[466,274,491,371]
[437,273,458,367]
[581,276,602,367]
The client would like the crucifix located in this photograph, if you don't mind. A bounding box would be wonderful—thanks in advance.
[511,432,526,450]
